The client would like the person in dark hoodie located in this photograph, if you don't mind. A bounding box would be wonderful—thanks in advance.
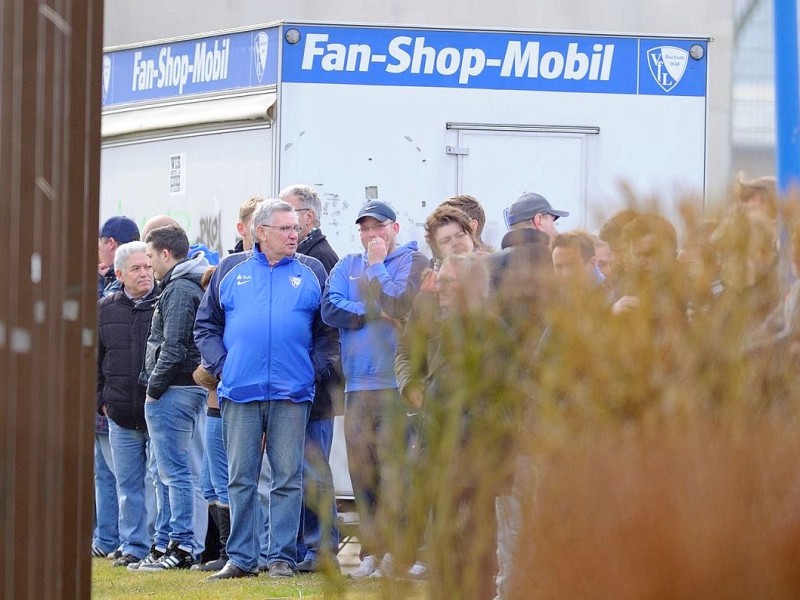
[97,241,158,567]
[139,224,211,571]
[322,200,428,579]
[280,184,343,573]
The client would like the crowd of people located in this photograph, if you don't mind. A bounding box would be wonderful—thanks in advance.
[92,175,797,598]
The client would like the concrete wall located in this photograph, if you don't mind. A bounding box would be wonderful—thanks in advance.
[103,0,735,204]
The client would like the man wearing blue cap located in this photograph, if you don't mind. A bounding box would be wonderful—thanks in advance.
[321,200,428,578]
[98,215,140,298]
[93,215,140,561]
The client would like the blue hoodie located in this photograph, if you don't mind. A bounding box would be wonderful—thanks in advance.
[321,241,428,392]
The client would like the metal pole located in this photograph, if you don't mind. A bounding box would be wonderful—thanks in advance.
[774,0,800,191]
[773,0,800,284]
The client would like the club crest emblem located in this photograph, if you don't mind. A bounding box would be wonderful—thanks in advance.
[254,31,269,84]
[289,276,301,288]
[102,55,111,104]
[647,46,688,92]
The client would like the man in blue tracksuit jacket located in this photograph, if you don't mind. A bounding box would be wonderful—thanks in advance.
[194,200,332,580]
[321,200,428,578]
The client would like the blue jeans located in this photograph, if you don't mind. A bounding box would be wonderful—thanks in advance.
[258,455,272,570]
[145,386,206,551]
[297,417,339,561]
[93,433,120,554]
[201,412,229,506]
[222,399,309,572]
[108,419,157,559]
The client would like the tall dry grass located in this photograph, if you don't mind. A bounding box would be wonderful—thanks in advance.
[342,197,800,600]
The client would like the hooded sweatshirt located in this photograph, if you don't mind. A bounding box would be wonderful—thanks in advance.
[321,241,428,392]
[141,253,211,399]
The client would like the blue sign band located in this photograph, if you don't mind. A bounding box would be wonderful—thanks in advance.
[281,26,707,97]
[102,27,279,107]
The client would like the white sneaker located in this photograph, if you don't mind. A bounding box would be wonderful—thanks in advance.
[348,554,379,579]
[405,561,428,580]
[368,553,394,578]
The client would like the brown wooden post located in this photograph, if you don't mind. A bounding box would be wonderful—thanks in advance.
[0,0,103,597]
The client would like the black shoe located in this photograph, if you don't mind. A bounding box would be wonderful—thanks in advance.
[106,549,123,560]
[296,559,316,573]
[199,557,228,572]
[112,554,142,568]
[297,556,341,574]
[268,560,295,578]
[207,562,258,580]
[139,541,194,571]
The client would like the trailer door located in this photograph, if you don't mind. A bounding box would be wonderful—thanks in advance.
[451,125,598,247]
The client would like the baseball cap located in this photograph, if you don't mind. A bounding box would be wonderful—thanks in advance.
[505,192,569,227]
[356,201,397,224]
[99,216,140,243]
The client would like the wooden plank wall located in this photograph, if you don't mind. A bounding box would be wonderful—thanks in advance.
[0,0,103,597]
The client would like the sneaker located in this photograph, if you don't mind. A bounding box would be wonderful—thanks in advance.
[139,542,194,571]
[348,554,379,579]
[112,554,141,568]
[368,553,394,579]
[405,561,428,580]
[106,549,123,560]
[91,546,106,558]
[127,546,165,571]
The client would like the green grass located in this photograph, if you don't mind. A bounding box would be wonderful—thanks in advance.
[91,558,428,600]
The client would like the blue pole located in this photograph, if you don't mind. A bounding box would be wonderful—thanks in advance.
[774,0,800,192]
[773,0,800,285]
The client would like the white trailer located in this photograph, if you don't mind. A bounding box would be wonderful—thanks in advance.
[102,21,709,254]
[101,22,710,495]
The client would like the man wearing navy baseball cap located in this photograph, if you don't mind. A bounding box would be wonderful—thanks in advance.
[99,216,140,298]
[93,215,141,564]
[321,199,428,579]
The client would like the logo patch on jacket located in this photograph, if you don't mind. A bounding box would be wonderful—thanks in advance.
[236,274,252,286]
[289,276,301,288]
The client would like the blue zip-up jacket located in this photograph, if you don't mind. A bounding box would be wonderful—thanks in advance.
[194,245,331,404]
[321,241,428,392]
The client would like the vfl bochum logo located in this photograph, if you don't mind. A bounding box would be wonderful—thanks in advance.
[647,46,688,92]
[102,55,111,104]
[254,31,269,83]
[289,276,301,288]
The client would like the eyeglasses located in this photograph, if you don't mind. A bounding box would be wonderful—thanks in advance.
[358,220,393,234]
[262,224,303,234]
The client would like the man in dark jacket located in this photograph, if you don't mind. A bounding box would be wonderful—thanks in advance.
[97,241,157,567]
[491,192,563,331]
[139,225,211,571]
[281,184,342,572]
[93,215,140,560]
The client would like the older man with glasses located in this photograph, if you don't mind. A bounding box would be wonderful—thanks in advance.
[195,200,333,580]
[321,201,428,578]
